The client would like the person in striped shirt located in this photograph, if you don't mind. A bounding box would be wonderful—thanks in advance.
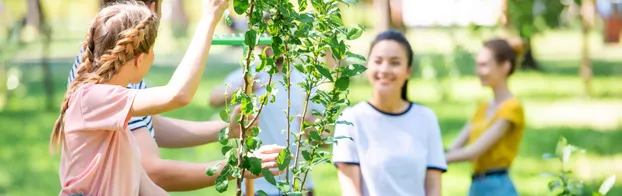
[66,0,284,192]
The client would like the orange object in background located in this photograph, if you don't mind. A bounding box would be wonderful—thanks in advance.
[604,15,622,43]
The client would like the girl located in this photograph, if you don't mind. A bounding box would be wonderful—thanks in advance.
[331,30,446,196]
[445,39,525,196]
[51,1,285,195]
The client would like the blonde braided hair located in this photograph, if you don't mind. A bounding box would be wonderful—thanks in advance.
[50,1,159,153]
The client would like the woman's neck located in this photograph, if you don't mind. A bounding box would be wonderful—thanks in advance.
[491,81,512,104]
[369,91,409,114]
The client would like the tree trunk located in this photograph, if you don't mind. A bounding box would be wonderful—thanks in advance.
[171,0,189,38]
[26,0,41,27]
[374,0,391,33]
[580,0,594,97]
[28,0,55,110]
[520,39,541,70]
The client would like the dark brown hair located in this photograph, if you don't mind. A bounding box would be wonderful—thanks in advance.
[483,38,522,76]
[50,1,160,153]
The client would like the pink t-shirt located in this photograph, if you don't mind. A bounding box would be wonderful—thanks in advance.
[58,83,142,196]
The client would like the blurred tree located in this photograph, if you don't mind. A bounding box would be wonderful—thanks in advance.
[505,0,594,96]
[505,0,565,71]
[373,0,405,33]
[26,0,54,111]
[579,0,595,97]
[171,0,189,39]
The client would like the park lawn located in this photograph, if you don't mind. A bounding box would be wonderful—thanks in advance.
[1,55,622,196]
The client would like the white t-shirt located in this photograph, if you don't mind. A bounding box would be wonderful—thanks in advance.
[332,102,448,196]
[223,66,325,195]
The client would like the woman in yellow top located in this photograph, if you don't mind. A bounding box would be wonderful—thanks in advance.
[445,39,525,196]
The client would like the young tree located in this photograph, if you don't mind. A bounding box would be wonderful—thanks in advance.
[206,0,366,195]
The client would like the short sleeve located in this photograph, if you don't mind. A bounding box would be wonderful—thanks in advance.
[331,109,359,166]
[79,84,138,131]
[126,80,150,131]
[498,99,524,127]
[425,110,448,172]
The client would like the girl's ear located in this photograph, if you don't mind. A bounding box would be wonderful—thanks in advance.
[134,53,145,67]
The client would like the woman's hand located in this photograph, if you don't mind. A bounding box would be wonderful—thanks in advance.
[227,105,259,139]
[244,145,292,179]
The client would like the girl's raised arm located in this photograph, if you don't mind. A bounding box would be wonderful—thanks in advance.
[131,0,229,117]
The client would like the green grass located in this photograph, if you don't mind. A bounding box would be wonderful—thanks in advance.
[1,54,622,196]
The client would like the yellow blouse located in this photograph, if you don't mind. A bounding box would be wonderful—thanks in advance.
[467,97,525,174]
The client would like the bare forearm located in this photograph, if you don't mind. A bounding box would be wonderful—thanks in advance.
[139,168,169,196]
[449,124,471,151]
[147,159,229,192]
[153,115,227,148]
[446,148,475,163]
[425,170,442,196]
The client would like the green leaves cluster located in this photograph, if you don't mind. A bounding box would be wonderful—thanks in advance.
[541,137,616,196]
[208,0,365,195]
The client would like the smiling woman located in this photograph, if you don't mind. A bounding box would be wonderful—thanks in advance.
[332,29,447,196]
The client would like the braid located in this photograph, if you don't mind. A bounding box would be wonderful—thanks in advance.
[50,2,159,154]
[49,26,98,154]
[97,15,157,83]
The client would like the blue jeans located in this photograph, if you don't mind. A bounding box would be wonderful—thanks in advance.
[469,172,518,196]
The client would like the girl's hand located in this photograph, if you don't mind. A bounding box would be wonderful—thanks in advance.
[203,0,231,17]
[244,145,292,179]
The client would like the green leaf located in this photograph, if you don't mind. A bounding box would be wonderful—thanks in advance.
[217,128,229,145]
[290,192,303,196]
[256,47,269,72]
[215,175,229,192]
[221,145,233,155]
[297,13,314,23]
[346,51,366,62]
[342,64,367,77]
[277,148,292,171]
[257,190,269,196]
[251,126,260,137]
[205,162,222,176]
[225,14,233,27]
[298,0,308,11]
[309,130,322,141]
[294,63,306,74]
[219,109,230,123]
[276,180,290,192]
[233,0,250,15]
[334,77,350,91]
[227,150,238,165]
[246,136,262,150]
[302,150,312,161]
[240,94,254,114]
[346,26,363,40]
[248,157,263,175]
[336,120,353,126]
[599,175,616,195]
[244,29,258,48]
[314,63,333,82]
[548,180,562,192]
[262,168,276,185]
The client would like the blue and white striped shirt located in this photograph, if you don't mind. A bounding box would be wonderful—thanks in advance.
[68,49,155,137]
